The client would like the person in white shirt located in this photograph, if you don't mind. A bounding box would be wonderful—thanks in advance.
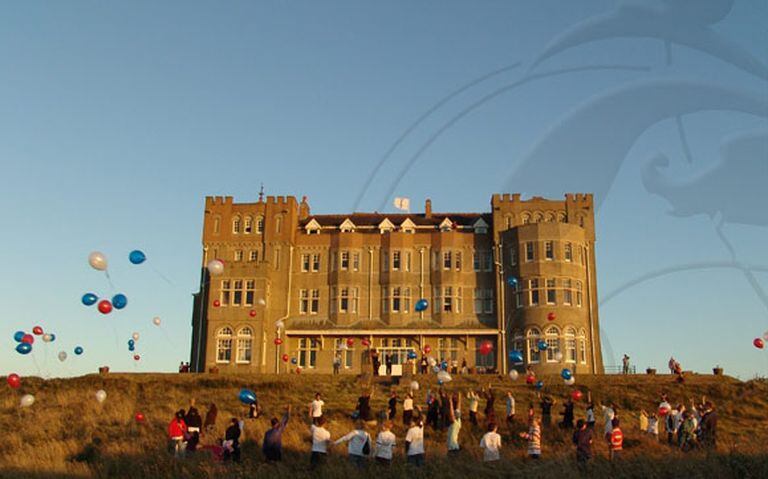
[647,413,659,438]
[334,420,371,468]
[405,418,425,466]
[600,403,616,442]
[480,422,502,462]
[446,395,461,455]
[309,416,331,469]
[309,392,325,425]
[375,420,397,465]
[403,393,414,427]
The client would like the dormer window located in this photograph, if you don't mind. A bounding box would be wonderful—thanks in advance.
[378,218,395,234]
[473,218,489,234]
[340,218,356,233]
[305,219,321,235]
[439,218,453,232]
[400,218,416,234]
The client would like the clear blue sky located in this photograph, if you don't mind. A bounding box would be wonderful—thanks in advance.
[2,1,767,379]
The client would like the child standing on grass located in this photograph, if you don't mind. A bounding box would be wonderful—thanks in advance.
[505,391,515,429]
[309,392,325,425]
[388,391,398,421]
[223,418,241,463]
[204,403,218,436]
[335,420,371,468]
[310,416,331,469]
[573,419,593,465]
[467,390,479,426]
[480,422,502,462]
[403,392,414,427]
[446,395,462,455]
[520,417,542,459]
[168,410,188,458]
[646,412,659,438]
[405,417,426,466]
[375,421,396,466]
[609,418,623,460]
[263,405,291,462]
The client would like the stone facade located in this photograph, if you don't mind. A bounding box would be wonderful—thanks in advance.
[190,193,603,375]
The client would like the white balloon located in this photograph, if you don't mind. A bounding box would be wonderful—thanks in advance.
[43,334,53,343]
[152,317,161,326]
[564,377,576,386]
[58,351,68,362]
[763,330,768,341]
[207,259,225,276]
[555,352,563,362]
[132,332,140,341]
[258,298,266,306]
[340,343,348,351]
[20,394,35,408]
[88,251,108,271]
[95,390,107,403]
[410,380,420,391]
[509,370,519,381]
[436,370,452,383]
[275,320,284,330]
[427,357,437,367]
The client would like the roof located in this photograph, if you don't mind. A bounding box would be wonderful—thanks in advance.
[301,212,492,228]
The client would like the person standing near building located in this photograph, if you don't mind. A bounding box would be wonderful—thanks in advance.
[483,385,496,424]
[333,354,342,375]
[573,419,593,466]
[446,394,462,455]
[420,356,428,374]
[203,403,218,435]
[334,420,371,468]
[520,417,542,459]
[388,391,398,421]
[560,397,575,429]
[309,416,331,469]
[371,349,381,376]
[505,391,516,430]
[585,402,596,429]
[223,417,242,462]
[309,392,325,425]
[622,354,630,374]
[356,389,373,422]
[403,392,414,427]
[374,421,396,466]
[405,417,426,466]
[479,422,502,462]
[385,353,393,376]
[600,402,616,444]
[540,396,555,428]
[167,410,188,458]
[262,405,291,462]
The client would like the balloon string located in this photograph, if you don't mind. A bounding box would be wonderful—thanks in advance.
[104,270,115,292]
[151,267,176,287]
[160,326,177,348]
[30,352,43,378]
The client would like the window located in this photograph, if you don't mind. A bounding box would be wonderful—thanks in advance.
[232,216,241,234]
[576,281,583,307]
[483,251,493,271]
[443,287,453,312]
[299,289,309,314]
[351,287,359,313]
[565,242,573,262]
[563,279,572,305]
[334,287,358,314]
[522,213,531,224]
[529,279,540,306]
[474,289,493,314]
[312,254,320,272]
[334,338,354,369]
[509,246,517,266]
[516,287,523,309]
[382,287,389,314]
[244,216,253,234]
[275,216,282,233]
[216,327,233,363]
[579,330,587,364]
[340,287,350,313]
[437,338,459,362]
[534,212,544,223]
[473,250,492,271]
[443,251,452,270]
[433,286,440,313]
[565,327,576,363]
[352,252,360,271]
[545,241,554,260]
[301,254,310,272]
[512,333,525,364]
[256,216,264,234]
[527,328,541,363]
[341,251,349,270]
[274,248,281,270]
[393,251,401,271]
[392,287,401,312]
[310,289,319,314]
[474,289,482,314]
[404,252,411,272]
[220,280,231,306]
[236,327,252,363]
[455,251,462,270]
[475,339,495,368]
[249,250,258,262]
[234,250,243,262]
[403,287,410,312]
[545,326,560,362]
[525,242,534,262]
[473,251,481,271]
[232,280,243,306]
[213,216,220,234]
[245,280,255,305]
[546,278,556,305]
[298,338,319,368]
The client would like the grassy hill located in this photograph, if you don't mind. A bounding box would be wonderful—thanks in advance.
[1,372,767,478]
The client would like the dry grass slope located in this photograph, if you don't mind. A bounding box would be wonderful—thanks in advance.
[1,373,767,478]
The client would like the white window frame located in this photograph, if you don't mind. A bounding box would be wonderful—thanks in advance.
[525,242,534,262]
[546,278,556,305]
[545,241,554,261]
[545,326,560,362]
[216,327,233,363]
[527,328,541,364]
[236,327,253,364]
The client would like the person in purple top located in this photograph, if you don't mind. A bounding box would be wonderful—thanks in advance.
[262,405,291,461]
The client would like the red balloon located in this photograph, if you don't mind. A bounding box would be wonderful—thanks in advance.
[479,340,494,355]
[98,300,113,314]
[525,375,535,385]
[754,338,765,349]
[658,407,670,416]
[295,367,302,374]
[346,338,355,347]
[32,326,44,336]
[274,338,283,345]
[21,334,34,345]
[571,390,583,401]
[134,412,145,423]
[423,345,432,354]
[213,299,221,308]
[281,354,289,362]
[547,312,556,321]
[361,338,370,347]
[133,354,141,361]
[7,373,21,389]
[249,310,257,317]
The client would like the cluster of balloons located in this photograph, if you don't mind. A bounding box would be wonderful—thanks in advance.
[90,250,147,270]
[82,293,128,314]
[127,332,141,360]
[753,332,768,349]
[13,326,56,355]
[414,299,429,312]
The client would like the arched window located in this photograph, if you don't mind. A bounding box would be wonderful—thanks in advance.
[232,216,241,234]
[512,331,524,365]
[256,216,264,234]
[236,327,253,363]
[577,214,585,227]
[533,212,544,223]
[545,326,560,362]
[244,216,253,234]
[564,327,576,363]
[216,327,233,363]
[546,211,556,223]
[578,329,587,364]
[522,212,531,225]
[505,215,514,229]
[557,211,567,223]
[527,328,541,363]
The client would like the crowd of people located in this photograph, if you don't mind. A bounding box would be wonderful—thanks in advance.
[161,383,718,468]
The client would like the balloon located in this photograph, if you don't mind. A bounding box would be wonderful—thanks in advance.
[339,343,348,351]
[763,331,768,342]
[32,326,44,336]
[479,340,494,356]
[13,331,25,342]
[506,276,518,287]
[238,389,257,405]
[128,339,135,347]
[42,334,53,343]
[440,360,448,370]
[281,354,289,362]
[20,394,35,408]
[274,338,283,345]
[132,332,140,341]
[407,350,417,360]
[414,299,429,312]
[423,345,432,354]
[525,374,535,385]
[112,294,127,310]
[535,380,544,390]
[135,412,145,423]
[437,370,452,383]
[555,352,564,361]
[361,338,370,347]
[258,298,266,306]
[207,259,225,276]
[564,377,576,386]
[133,354,141,361]
[290,357,297,365]
[98,300,113,315]
[437,380,443,386]
[410,380,420,391]
[249,310,257,317]
[88,251,108,271]
[509,350,524,363]
[754,338,765,349]
[82,293,99,306]
[16,343,32,355]
[295,367,302,374]
[561,368,573,380]
[74,346,84,355]
[659,406,670,416]
[213,299,221,308]
[571,390,583,401]
[7,373,21,389]
[22,334,34,345]
[432,366,440,373]
[427,357,437,367]
[95,390,107,403]
[129,345,135,352]
[49,333,56,342]
[129,250,146,265]
[537,340,548,350]
[346,338,355,347]
[547,312,556,321]
[58,351,67,362]
[275,320,284,330]
[152,317,161,326]
[509,370,519,381]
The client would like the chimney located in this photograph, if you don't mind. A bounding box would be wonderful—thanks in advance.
[299,196,310,220]
[425,198,432,218]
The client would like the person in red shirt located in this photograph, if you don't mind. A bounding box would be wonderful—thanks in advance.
[609,418,623,460]
[168,410,188,458]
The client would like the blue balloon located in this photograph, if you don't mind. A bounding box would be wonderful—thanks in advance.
[238,389,257,405]
[13,331,25,343]
[128,339,135,347]
[81,293,98,306]
[535,380,544,390]
[537,340,548,351]
[407,350,417,360]
[432,366,440,373]
[290,357,298,365]
[509,350,524,363]
[16,343,32,355]
[506,276,518,287]
[561,368,573,380]
[49,333,56,342]
[112,294,128,310]
[74,346,84,355]
[441,361,448,370]
[414,299,429,312]
[129,345,135,352]
[129,250,147,265]
[437,380,443,386]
